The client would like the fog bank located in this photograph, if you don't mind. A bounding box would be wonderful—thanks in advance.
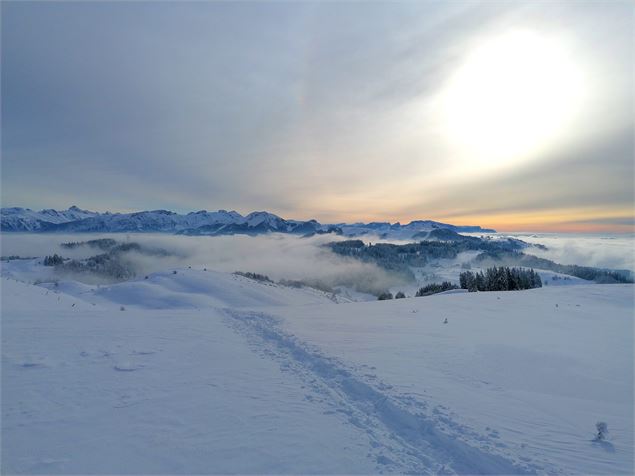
[504,233,635,271]
[1,233,407,294]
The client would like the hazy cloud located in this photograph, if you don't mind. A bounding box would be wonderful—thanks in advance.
[2,1,632,231]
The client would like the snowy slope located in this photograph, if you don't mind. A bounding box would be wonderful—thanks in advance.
[47,269,347,309]
[1,279,376,474]
[0,260,351,308]
[2,270,632,474]
[271,285,634,475]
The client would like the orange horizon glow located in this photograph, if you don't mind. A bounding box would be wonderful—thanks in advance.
[307,207,635,235]
[427,207,634,234]
[469,222,634,234]
[408,214,634,234]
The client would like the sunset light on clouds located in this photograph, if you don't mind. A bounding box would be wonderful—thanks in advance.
[2,1,633,232]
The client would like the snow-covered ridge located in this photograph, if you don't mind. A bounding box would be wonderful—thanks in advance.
[337,220,495,239]
[0,206,496,237]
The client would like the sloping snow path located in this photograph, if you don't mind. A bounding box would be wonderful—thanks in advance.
[224,309,534,474]
[1,279,377,474]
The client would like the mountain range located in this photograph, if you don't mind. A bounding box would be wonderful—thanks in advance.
[0,206,496,238]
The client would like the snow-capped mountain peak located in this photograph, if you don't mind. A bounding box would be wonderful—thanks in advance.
[0,206,496,237]
[0,206,100,231]
[244,211,285,228]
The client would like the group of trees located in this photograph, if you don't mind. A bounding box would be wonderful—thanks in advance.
[40,240,171,281]
[330,235,633,287]
[328,235,531,282]
[61,238,117,250]
[234,271,273,283]
[57,252,136,280]
[415,281,459,296]
[377,291,407,300]
[377,291,406,301]
[43,254,64,266]
[1,255,27,262]
[460,266,542,292]
[377,292,393,300]
[377,267,544,300]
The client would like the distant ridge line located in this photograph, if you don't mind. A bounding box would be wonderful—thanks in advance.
[0,206,496,237]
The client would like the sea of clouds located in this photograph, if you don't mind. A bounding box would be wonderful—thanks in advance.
[0,233,406,294]
[2,232,633,292]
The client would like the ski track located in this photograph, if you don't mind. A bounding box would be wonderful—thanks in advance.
[223,309,543,475]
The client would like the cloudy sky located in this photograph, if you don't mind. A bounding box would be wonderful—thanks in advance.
[2,1,633,232]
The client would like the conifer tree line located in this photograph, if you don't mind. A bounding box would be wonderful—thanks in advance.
[459,267,542,292]
[415,281,458,297]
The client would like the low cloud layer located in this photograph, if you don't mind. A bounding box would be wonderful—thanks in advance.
[501,233,635,271]
[1,233,408,294]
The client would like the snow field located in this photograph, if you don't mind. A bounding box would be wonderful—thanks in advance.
[2,268,633,474]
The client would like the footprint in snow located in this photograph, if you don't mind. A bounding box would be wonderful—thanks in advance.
[20,361,46,369]
[114,363,143,372]
[376,455,395,466]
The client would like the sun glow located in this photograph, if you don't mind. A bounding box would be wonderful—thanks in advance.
[442,30,586,169]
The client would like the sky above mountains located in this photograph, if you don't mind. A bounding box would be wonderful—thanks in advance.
[2,1,633,232]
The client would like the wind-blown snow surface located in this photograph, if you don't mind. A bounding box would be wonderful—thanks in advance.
[2,269,633,474]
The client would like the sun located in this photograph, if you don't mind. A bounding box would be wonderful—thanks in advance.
[441,30,585,170]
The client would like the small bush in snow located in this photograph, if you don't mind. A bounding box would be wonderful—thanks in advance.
[120,306,125,311]
[172,270,177,275]
[377,292,393,300]
[395,291,406,299]
[595,422,608,441]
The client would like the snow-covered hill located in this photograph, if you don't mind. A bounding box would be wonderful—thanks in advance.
[2,268,632,474]
[49,269,349,309]
[1,206,495,237]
